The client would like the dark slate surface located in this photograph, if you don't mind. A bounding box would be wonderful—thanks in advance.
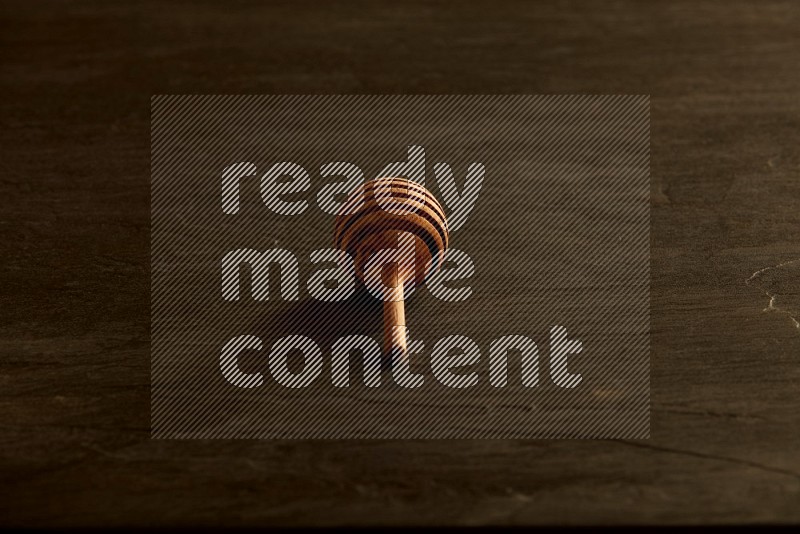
[1,0,798,526]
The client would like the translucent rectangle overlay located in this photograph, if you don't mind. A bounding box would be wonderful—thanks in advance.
[151,95,650,439]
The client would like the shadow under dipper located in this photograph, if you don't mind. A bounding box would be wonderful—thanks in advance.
[246,285,422,372]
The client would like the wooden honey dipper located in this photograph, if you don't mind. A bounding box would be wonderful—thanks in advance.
[334,177,449,359]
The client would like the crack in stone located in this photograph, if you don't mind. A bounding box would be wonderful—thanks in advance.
[746,259,800,331]
[613,440,800,481]
[652,407,766,422]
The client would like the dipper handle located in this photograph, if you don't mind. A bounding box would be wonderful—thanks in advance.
[383,276,407,358]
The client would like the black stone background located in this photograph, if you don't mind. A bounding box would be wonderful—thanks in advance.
[1,0,799,527]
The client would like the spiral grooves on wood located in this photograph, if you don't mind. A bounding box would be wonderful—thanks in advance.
[334,177,450,279]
